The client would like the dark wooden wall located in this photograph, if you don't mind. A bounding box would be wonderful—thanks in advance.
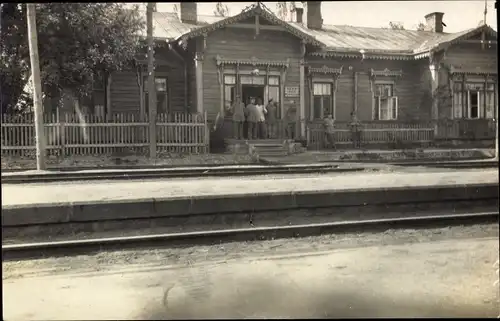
[201,27,303,120]
[108,47,188,115]
[306,57,433,122]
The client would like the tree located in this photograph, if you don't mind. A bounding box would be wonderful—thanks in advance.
[276,1,306,21]
[0,3,145,114]
[214,2,230,17]
[415,22,426,31]
[389,21,405,30]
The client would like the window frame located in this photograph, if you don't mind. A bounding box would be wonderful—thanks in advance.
[312,82,334,120]
[90,72,106,116]
[452,79,497,120]
[143,76,169,113]
[223,74,236,111]
[267,75,281,117]
[373,81,398,121]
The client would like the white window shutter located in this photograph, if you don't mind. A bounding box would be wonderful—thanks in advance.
[391,96,398,120]
[486,91,495,119]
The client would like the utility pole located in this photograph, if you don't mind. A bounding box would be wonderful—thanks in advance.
[26,4,46,170]
[147,2,157,158]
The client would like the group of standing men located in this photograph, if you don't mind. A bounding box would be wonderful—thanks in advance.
[230,96,279,140]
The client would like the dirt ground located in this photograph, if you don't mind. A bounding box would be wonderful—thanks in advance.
[1,154,257,170]
[3,224,499,319]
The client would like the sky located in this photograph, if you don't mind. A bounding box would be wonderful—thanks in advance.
[128,1,497,33]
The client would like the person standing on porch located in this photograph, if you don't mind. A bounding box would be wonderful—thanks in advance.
[231,95,245,139]
[246,97,258,139]
[323,114,336,150]
[266,99,278,138]
[255,97,267,139]
[350,111,362,149]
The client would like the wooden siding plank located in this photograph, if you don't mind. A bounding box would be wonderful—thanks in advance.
[202,28,302,121]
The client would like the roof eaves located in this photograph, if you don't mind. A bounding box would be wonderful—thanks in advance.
[310,48,416,60]
[419,25,495,55]
[176,4,325,48]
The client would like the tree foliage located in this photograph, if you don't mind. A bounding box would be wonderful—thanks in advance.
[214,2,230,17]
[389,21,405,30]
[416,22,426,31]
[0,3,145,113]
[276,1,305,21]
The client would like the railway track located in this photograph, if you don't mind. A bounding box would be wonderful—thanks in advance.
[2,160,497,184]
[390,160,498,169]
[1,164,360,184]
[3,211,497,261]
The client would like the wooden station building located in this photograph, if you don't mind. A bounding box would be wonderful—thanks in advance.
[89,2,497,141]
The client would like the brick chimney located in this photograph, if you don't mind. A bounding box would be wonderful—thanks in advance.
[306,1,323,30]
[179,3,197,24]
[292,7,304,23]
[424,12,444,33]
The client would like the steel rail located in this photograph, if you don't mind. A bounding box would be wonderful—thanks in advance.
[3,211,497,261]
[0,165,363,184]
[390,160,498,168]
[2,160,498,184]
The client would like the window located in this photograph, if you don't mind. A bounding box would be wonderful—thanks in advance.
[92,72,106,116]
[143,76,168,113]
[452,82,463,119]
[312,83,333,120]
[268,76,280,116]
[485,83,495,119]
[452,81,496,119]
[240,75,265,85]
[224,75,236,110]
[373,83,398,120]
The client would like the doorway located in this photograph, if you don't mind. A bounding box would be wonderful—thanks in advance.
[468,91,479,119]
[242,85,265,105]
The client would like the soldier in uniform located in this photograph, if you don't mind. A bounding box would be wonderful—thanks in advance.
[323,114,336,150]
[266,99,278,138]
[246,97,258,139]
[231,95,246,139]
[350,111,362,149]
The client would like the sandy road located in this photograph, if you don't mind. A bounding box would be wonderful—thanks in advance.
[3,224,499,319]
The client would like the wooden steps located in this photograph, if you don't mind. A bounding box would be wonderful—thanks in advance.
[225,139,304,157]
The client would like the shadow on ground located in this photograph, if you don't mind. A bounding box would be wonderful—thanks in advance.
[137,276,498,319]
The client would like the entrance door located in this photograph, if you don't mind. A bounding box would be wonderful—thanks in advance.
[241,85,265,105]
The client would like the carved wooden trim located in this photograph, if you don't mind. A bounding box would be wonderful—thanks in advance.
[309,51,415,61]
[308,65,343,76]
[216,55,290,68]
[370,68,403,79]
[448,65,497,75]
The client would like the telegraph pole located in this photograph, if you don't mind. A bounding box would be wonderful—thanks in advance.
[26,4,46,170]
[147,2,157,158]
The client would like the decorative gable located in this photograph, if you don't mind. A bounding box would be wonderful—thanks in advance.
[177,3,324,48]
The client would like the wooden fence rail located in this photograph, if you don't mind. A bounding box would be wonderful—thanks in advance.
[307,121,435,150]
[1,112,209,157]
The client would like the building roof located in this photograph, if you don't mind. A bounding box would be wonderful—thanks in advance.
[141,4,497,59]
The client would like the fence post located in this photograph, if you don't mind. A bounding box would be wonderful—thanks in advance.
[204,111,208,153]
[57,109,65,156]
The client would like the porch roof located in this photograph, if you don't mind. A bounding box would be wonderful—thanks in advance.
[141,7,497,59]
